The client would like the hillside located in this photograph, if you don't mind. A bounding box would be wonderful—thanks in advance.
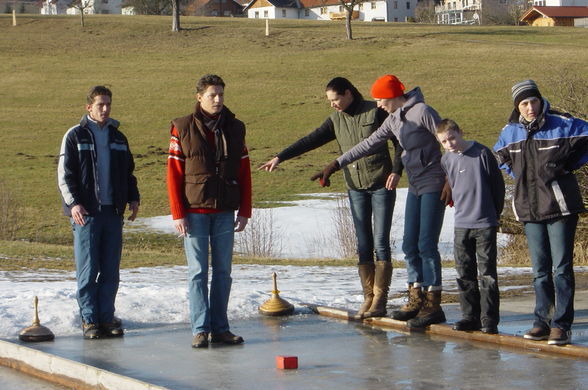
[1,14,587,244]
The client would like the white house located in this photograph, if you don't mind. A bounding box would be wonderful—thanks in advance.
[41,0,127,15]
[41,0,69,14]
[435,0,483,24]
[532,0,588,5]
[244,0,417,22]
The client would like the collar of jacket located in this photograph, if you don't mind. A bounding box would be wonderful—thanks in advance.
[507,97,549,127]
[342,97,363,116]
[79,114,120,130]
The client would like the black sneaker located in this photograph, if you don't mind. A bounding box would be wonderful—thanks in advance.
[100,321,124,337]
[480,325,499,334]
[452,318,481,332]
[210,331,244,345]
[82,322,101,339]
[192,332,209,348]
[547,328,571,345]
[523,327,550,341]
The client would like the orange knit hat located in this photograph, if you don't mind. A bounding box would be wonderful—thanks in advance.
[371,75,405,99]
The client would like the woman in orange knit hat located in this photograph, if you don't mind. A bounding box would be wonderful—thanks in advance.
[313,75,451,328]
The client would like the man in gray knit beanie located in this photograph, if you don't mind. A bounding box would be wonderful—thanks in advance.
[511,79,542,110]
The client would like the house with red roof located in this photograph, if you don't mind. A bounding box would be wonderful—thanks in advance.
[520,5,588,26]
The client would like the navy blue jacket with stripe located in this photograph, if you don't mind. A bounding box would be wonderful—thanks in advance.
[494,100,588,222]
[57,115,140,217]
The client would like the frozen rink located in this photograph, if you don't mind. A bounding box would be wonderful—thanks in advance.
[6,302,588,390]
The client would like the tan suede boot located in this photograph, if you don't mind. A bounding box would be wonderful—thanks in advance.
[353,263,375,320]
[363,261,392,318]
[407,290,446,328]
[391,284,423,321]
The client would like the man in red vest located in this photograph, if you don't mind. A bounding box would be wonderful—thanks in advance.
[167,74,252,348]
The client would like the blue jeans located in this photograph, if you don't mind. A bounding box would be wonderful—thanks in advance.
[184,211,235,335]
[403,191,445,288]
[454,227,500,327]
[524,215,578,331]
[348,187,395,263]
[72,206,123,324]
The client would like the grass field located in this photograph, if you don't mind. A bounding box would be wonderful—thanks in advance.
[0,15,587,265]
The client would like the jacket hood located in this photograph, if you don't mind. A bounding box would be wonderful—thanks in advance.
[390,87,425,122]
[403,87,425,110]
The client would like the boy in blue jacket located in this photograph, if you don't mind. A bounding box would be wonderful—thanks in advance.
[437,119,505,334]
[494,80,588,345]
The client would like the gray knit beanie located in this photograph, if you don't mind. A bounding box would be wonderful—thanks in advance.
[512,80,542,108]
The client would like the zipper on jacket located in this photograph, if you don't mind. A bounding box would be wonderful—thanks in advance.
[525,130,538,220]
[86,127,102,212]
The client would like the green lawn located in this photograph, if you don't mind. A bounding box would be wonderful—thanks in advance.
[0,15,587,262]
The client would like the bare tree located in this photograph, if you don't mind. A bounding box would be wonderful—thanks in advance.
[171,0,181,31]
[415,0,437,23]
[69,0,93,28]
[551,68,588,119]
[332,195,357,258]
[235,209,283,258]
[507,0,527,26]
[338,0,365,40]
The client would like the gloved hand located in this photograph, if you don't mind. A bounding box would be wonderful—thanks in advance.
[310,160,340,187]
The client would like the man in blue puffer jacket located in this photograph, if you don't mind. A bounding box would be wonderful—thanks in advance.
[494,79,588,345]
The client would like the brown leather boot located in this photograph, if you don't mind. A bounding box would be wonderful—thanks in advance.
[391,284,423,321]
[407,290,446,328]
[353,263,375,320]
[363,261,392,318]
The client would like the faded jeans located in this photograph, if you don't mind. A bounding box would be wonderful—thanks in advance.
[184,211,235,335]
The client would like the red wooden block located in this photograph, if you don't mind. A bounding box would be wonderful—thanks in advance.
[276,355,298,369]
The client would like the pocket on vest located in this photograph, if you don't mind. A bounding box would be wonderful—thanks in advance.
[184,176,240,210]
[221,179,240,210]
[184,176,209,206]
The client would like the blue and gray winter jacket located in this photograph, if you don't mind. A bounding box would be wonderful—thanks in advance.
[494,100,588,222]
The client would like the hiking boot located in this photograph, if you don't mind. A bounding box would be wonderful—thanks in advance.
[452,318,481,332]
[100,321,124,337]
[481,325,499,335]
[547,328,571,345]
[192,332,209,348]
[407,290,446,328]
[353,263,375,320]
[523,327,550,341]
[82,322,101,339]
[391,284,423,321]
[210,331,244,345]
[363,262,393,318]
[112,316,122,328]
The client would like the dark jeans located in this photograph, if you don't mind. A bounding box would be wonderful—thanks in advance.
[454,227,500,326]
[403,191,445,288]
[348,187,395,263]
[524,214,578,331]
[71,206,123,324]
